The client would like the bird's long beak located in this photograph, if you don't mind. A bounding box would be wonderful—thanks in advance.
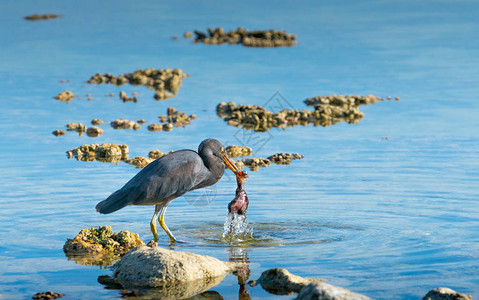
[221,152,241,175]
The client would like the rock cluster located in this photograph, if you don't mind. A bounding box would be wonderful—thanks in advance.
[87,68,188,100]
[63,226,144,266]
[267,153,304,165]
[111,119,141,130]
[217,95,382,131]
[119,91,138,103]
[193,27,297,48]
[149,149,170,159]
[24,14,61,21]
[54,91,74,102]
[52,129,65,137]
[66,143,129,163]
[226,145,252,158]
[32,291,64,299]
[86,126,104,137]
[148,107,195,132]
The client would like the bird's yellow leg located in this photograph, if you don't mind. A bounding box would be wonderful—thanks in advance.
[150,206,161,242]
[158,206,176,243]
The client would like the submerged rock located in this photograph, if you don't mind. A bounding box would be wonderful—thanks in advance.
[87,68,188,101]
[226,145,252,158]
[63,226,144,266]
[54,91,75,102]
[86,126,104,137]
[66,143,129,163]
[111,119,140,130]
[24,14,61,21]
[256,268,324,295]
[296,282,372,300]
[111,246,237,288]
[193,27,297,48]
[422,287,471,300]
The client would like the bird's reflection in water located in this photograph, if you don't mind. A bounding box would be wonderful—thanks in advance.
[227,246,251,300]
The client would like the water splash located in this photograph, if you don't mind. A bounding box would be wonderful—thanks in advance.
[222,212,253,241]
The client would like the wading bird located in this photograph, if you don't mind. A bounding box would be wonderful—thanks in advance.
[96,138,241,243]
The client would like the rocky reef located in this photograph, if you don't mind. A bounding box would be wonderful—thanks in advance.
[66,143,129,163]
[63,226,144,266]
[87,68,188,100]
[227,152,304,171]
[217,95,383,132]
[193,27,297,48]
[91,118,104,125]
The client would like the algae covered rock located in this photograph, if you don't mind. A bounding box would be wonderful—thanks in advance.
[193,27,297,48]
[66,123,87,135]
[217,94,383,132]
[148,149,169,159]
[63,226,144,266]
[111,119,141,130]
[226,145,252,158]
[148,107,194,132]
[87,68,188,101]
[125,156,155,169]
[54,91,74,102]
[111,246,237,288]
[422,287,471,300]
[66,143,129,163]
[268,153,304,165]
[241,157,270,171]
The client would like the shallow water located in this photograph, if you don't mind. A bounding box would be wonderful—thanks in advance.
[1,0,479,299]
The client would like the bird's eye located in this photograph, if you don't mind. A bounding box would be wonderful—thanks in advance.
[220,146,225,152]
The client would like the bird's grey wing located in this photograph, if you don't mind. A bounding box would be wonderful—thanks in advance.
[120,150,207,206]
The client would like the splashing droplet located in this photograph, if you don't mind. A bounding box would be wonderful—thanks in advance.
[223,212,253,241]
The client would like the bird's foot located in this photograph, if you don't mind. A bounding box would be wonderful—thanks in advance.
[147,240,158,248]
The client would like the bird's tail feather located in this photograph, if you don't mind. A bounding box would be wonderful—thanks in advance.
[96,190,129,214]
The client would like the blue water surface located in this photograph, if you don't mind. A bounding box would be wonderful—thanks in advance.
[0,0,478,299]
